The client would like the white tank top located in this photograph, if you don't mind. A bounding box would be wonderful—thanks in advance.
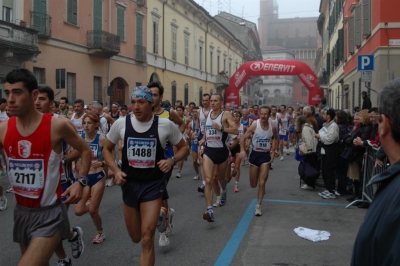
[269,115,278,128]
[279,113,290,135]
[199,107,210,134]
[252,120,273,152]
[205,110,227,148]
[71,113,85,135]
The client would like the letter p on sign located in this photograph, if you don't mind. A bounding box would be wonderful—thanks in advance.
[358,55,374,71]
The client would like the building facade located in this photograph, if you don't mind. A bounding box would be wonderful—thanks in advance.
[0,0,39,97]
[146,0,246,107]
[20,0,148,106]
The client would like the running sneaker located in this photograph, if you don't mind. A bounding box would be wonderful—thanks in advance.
[6,187,13,193]
[166,208,175,234]
[57,258,72,266]
[270,164,273,170]
[213,198,221,207]
[69,226,84,258]
[333,190,341,196]
[301,184,314,190]
[0,195,7,211]
[234,185,239,193]
[105,178,114,187]
[203,208,214,222]
[255,205,262,216]
[176,171,181,178]
[280,156,284,161]
[92,232,106,244]
[193,174,200,180]
[198,184,205,193]
[318,190,330,197]
[220,189,227,206]
[322,191,337,199]
[157,208,168,233]
[158,232,170,246]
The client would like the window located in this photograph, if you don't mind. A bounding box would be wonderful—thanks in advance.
[66,0,77,25]
[355,5,361,47]
[223,57,226,72]
[2,7,12,22]
[210,51,213,74]
[301,86,307,97]
[67,72,76,101]
[33,67,46,84]
[117,6,125,41]
[171,82,176,106]
[363,0,371,37]
[198,87,203,106]
[172,28,177,60]
[93,76,102,101]
[136,14,143,46]
[153,21,159,54]
[199,46,203,70]
[349,16,355,54]
[295,28,300,37]
[184,84,189,105]
[56,69,66,89]
[184,33,189,65]
[217,55,220,73]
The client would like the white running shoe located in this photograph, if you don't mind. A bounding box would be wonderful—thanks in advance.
[176,171,181,178]
[105,178,114,187]
[255,205,262,216]
[213,198,221,207]
[0,195,7,211]
[280,156,284,161]
[301,184,314,190]
[193,174,200,180]
[159,232,170,246]
[6,187,13,193]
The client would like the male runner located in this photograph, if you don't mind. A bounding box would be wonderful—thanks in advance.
[0,98,9,210]
[197,94,211,193]
[189,106,201,180]
[110,103,120,121]
[148,81,185,246]
[278,104,293,160]
[36,86,85,265]
[239,106,279,216]
[2,68,91,266]
[102,86,189,265]
[58,97,69,117]
[174,105,189,178]
[71,99,86,135]
[199,93,238,222]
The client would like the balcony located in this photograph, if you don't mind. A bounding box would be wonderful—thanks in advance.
[319,75,329,85]
[216,74,229,85]
[87,30,120,58]
[0,20,40,64]
[134,44,146,62]
[30,11,51,38]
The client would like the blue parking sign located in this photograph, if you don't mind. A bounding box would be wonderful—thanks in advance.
[358,55,374,71]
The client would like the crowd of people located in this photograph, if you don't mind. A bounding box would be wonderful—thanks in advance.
[0,67,399,265]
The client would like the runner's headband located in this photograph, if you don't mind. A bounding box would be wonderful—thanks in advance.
[131,86,154,103]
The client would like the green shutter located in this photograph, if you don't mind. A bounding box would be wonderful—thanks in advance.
[33,0,47,34]
[67,0,77,25]
[326,53,331,76]
[338,29,343,61]
[136,15,143,46]
[117,7,125,41]
[93,0,102,31]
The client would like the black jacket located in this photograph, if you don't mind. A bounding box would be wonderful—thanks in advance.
[362,96,372,110]
[351,159,400,266]
[344,124,372,163]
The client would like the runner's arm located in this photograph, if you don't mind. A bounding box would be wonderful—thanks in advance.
[272,125,280,155]
[170,110,186,133]
[240,122,257,152]
[223,112,239,135]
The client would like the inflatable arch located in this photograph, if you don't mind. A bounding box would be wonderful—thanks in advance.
[225,60,323,107]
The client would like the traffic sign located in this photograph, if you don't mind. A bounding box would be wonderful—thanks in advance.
[358,55,374,71]
[361,71,372,82]
[389,39,400,46]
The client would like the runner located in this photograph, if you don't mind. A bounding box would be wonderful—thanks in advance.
[230,111,246,192]
[148,81,185,246]
[35,85,85,265]
[0,98,9,210]
[189,107,201,180]
[110,103,120,121]
[74,114,107,244]
[102,86,189,265]
[1,68,91,266]
[199,93,238,222]
[278,104,293,160]
[71,99,86,135]
[174,105,188,178]
[58,97,69,117]
[239,106,280,216]
[197,94,211,193]
[269,105,279,170]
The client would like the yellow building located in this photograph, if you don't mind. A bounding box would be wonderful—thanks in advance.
[146,0,246,106]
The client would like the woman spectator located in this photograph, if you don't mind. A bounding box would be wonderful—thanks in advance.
[296,115,318,189]
[335,110,352,195]
[344,110,372,203]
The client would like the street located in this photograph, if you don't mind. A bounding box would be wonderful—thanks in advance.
[0,154,367,266]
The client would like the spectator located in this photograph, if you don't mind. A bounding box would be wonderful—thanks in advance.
[311,106,323,130]
[303,106,319,134]
[353,107,379,148]
[352,78,400,266]
[335,110,352,195]
[361,91,372,110]
[320,97,329,110]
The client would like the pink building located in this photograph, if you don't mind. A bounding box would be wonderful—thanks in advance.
[23,0,147,106]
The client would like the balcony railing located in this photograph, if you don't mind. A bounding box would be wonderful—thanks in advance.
[87,30,120,57]
[319,76,329,85]
[30,11,51,37]
[0,20,39,48]
[134,44,146,62]
[216,74,229,84]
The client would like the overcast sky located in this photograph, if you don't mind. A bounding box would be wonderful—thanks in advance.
[194,0,320,25]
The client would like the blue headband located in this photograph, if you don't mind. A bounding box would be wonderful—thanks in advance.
[131,86,154,103]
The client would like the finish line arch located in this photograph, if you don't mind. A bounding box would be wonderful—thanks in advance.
[225,60,323,107]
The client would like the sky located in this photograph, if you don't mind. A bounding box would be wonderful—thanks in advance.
[194,0,321,25]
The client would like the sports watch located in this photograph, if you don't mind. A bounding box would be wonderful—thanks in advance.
[78,175,89,187]
[171,156,178,164]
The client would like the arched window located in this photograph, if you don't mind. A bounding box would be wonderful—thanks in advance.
[295,28,300,37]
[274,89,281,97]
[263,89,269,95]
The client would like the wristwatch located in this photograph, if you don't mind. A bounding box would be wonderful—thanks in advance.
[78,175,89,187]
[171,156,178,164]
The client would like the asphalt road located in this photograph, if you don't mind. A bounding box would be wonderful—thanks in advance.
[0,153,367,266]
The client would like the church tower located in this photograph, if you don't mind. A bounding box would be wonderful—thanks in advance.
[258,0,279,49]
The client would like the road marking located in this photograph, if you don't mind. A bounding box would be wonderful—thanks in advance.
[214,198,346,265]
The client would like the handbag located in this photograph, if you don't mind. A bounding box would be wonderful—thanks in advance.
[298,161,319,182]
[299,142,308,155]
[340,146,355,162]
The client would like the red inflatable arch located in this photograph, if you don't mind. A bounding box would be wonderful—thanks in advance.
[224,60,323,107]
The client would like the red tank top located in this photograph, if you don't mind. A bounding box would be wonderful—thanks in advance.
[4,114,62,208]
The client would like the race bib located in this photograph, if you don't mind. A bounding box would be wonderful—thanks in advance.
[279,127,287,135]
[200,121,206,134]
[254,138,270,152]
[90,144,99,162]
[238,129,244,140]
[8,159,45,199]
[127,138,157,168]
[206,125,221,141]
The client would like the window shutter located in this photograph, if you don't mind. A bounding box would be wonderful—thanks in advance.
[326,53,331,76]
[355,6,361,47]
[363,0,371,37]
[349,16,354,54]
[117,7,125,41]
[338,29,343,61]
